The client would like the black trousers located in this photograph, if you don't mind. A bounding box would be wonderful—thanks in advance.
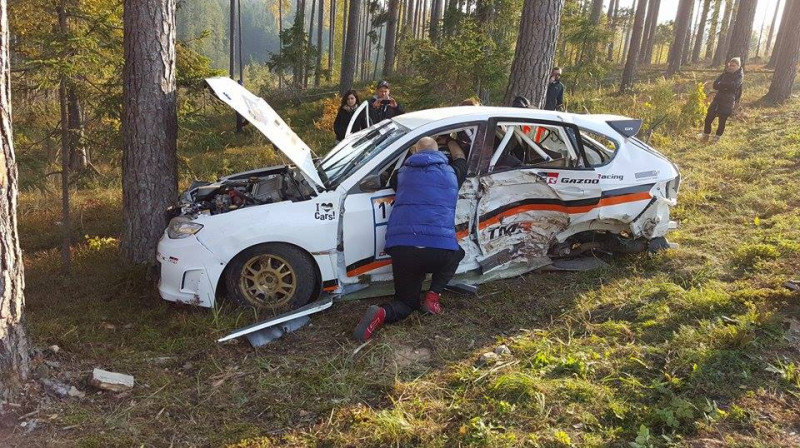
[704,103,730,136]
[382,246,465,324]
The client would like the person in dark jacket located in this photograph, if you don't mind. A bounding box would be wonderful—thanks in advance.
[333,89,367,141]
[699,57,743,143]
[353,137,467,342]
[369,80,405,123]
[544,67,564,111]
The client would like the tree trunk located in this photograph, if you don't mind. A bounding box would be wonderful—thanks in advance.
[341,0,348,67]
[767,0,787,68]
[0,0,31,399]
[763,0,800,104]
[121,0,178,265]
[692,0,712,62]
[639,0,659,63]
[429,0,442,40]
[666,0,693,76]
[712,0,735,66]
[58,4,71,274]
[620,0,647,91]
[764,0,781,59]
[589,0,603,24]
[314,0,324,86]
[278,0,284,88]
[621,0,636,63]
[384,0,399,75]
[704,0,722,60]
[339,0,361,92]
[725,0,756,65]
[328,0,335,81]
[306,0,316,88]
[682,0,696,65]
[293,0,306,86]
[406,0,416,36]
[606,0,618,62]
[504,0,563,107]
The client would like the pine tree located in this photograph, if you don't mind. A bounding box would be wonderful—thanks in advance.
[725,0,756,65]
[763,0,800,104]
[666,0,693,76]
[620,0,647,90]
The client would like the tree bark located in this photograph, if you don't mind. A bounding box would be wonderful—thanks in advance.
[666,0,693,76]
[406,0,416,36]
[328,0,335,81]
[339,0,361,92]
[429,0,442,40]
[314,0,324,86]
[306,0,316,88]
[692,0,712,62]
[682,0,696,65]
[763,0,800,104]
[704,0,722,60]
[620,0,647,91]
[639,0,659,64]
[764,0,781,59]
[767,0,787,68]
[504,0,563,107]
[0,0,31,399]
[589,0,603,24]
[58,4,71,274]
[384,0,399,75]
[121,0,178,265]
[712,0,735,66]
[606,0,618,62]
[725,0,756,65]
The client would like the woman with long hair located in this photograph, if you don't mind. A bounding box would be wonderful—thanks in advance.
[333,89,367,141]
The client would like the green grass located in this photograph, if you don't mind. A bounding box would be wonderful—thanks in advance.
[10,70,800,447]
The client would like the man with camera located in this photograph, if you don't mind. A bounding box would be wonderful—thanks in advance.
[370,80,405,123]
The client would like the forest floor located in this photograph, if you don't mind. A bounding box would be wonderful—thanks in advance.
[3,70,800,447]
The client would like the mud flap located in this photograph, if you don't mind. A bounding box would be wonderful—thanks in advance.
[217,296,334,347]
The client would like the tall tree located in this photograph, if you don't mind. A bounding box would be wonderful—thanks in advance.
[682,0,696,65]
[504,0,563,107]
[340,0,361,92]
[712,0,736,65]
[639,0,660,63]
[121,0,178,265]
[429,0,443,40]
[704,0,722,60]
[620,0,647,90]
[314,0,324,86]
[666,0,693,75]
[764,0,782,60]
[767,0,790,69]
[606,0,619,61]
[0,0,31,398]
[328,0,336,80]
[763,0,800,104]
[589,0,604,24]
[406,0,416,36]
[384,0,400,75]
[691,0,712,62]
[725,0,755,64]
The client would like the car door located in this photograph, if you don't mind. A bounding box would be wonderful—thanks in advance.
[473,119,597,273]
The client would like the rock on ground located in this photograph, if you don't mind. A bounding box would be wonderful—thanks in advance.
[90,368,134,392]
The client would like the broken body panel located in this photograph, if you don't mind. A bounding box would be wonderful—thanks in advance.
[157,79,679,309]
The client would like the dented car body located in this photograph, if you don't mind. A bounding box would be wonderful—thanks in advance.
[157,77,679,311]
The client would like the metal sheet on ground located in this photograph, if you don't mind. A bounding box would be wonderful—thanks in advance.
[217,296,333,343]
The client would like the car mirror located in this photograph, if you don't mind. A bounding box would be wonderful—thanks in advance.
[359,174,383,192]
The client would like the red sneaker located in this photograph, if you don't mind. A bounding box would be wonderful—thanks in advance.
[421,291,443,315]
[353,305,386,342]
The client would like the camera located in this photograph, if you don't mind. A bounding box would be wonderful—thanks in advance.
[380,99,391,105]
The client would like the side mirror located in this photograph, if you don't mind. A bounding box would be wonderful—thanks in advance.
[359,174,383,192]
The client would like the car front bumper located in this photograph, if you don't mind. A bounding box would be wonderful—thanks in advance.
[156,234,225,308]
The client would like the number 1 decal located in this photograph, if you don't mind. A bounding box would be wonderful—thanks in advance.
[371,194,395,260]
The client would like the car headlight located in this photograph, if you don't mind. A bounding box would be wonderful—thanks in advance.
[167,217,204,239]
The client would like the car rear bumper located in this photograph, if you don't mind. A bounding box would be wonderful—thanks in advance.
[156,234,224,308]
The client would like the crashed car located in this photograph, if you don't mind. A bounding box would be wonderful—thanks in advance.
[157,77,680,312]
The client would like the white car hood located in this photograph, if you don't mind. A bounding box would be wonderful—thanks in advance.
[205,77,324,189]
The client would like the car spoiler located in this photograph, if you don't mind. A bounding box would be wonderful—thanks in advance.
[607,119,642,138]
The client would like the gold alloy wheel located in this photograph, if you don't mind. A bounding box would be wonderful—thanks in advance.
[238,254,297,309]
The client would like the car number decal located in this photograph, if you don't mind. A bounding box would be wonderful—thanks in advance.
[371,194,395,261]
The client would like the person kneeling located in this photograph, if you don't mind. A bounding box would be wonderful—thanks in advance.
[353,137,467,342]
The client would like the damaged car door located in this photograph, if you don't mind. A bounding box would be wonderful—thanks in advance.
[474,119,600,273]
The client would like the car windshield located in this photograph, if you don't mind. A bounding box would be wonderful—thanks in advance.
[317,121,409,188]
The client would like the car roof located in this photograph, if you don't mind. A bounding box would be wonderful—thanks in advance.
[392,106,632,135]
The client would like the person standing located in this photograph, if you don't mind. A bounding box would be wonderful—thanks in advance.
[333,89,367,141]
[699,57,743,143]
[353,137,467,342]
[544,67,564,111]
[369,80,405,123]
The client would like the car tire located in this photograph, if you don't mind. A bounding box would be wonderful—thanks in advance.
[225,243,317,313]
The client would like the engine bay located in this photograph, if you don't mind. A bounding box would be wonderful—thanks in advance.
[170,165,315,218]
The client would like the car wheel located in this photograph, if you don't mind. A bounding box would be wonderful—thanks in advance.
[225,243,317,313]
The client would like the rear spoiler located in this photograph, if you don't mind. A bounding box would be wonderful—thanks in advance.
[607,119,642,138]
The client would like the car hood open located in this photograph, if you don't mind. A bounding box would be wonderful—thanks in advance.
[205,77,325,189]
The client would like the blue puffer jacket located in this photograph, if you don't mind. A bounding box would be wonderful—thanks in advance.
[385,151,460,251]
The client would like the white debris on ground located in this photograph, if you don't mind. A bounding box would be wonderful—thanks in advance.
[90,368,134,392]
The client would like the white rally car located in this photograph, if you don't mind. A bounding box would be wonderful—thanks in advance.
[157,77,680,312]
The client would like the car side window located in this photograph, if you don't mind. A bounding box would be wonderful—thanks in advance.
[580,129,619,167]
[488,122,580,172]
